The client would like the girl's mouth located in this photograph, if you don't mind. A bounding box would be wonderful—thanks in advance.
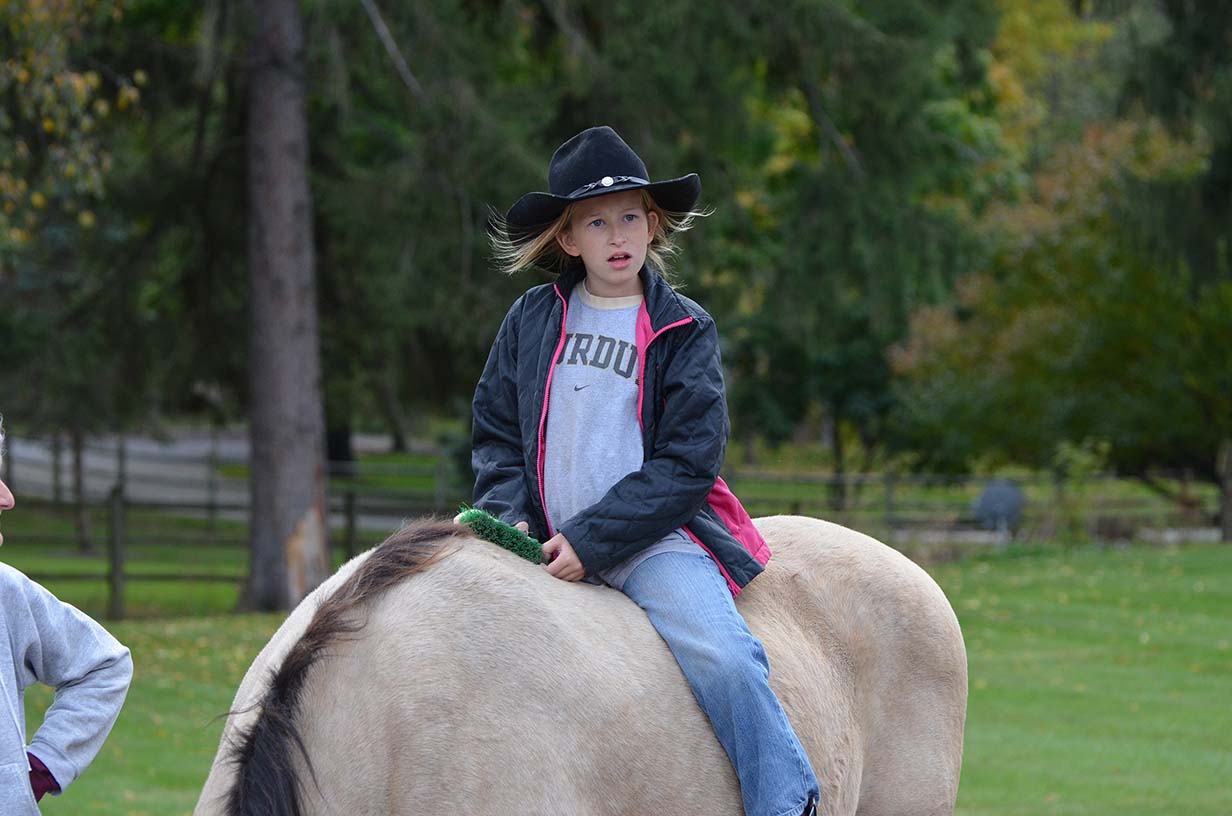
[608,252,632,265]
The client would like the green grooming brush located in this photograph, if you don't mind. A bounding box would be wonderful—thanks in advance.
[455,506,546,564]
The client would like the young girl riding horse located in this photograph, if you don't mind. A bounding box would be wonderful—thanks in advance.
[472,126,821,816]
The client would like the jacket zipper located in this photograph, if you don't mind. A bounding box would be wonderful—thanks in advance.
[635,314,694,433]
[635,311,745,596]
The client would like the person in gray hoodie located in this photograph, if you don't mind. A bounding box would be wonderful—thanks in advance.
[0,418,133,814]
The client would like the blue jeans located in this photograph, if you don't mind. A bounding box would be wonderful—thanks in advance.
[621,551,820,816]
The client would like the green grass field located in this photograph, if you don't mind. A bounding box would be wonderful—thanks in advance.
[23,613,282,816]
[5,527,1229,814]
[932,545,1231,814]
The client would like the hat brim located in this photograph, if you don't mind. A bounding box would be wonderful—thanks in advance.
[505,173,701,237]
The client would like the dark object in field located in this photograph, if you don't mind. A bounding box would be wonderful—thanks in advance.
[974,479,1024,542]
[1093,515,1136,545]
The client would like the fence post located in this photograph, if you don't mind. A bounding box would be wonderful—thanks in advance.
[207,426,219,545]
[52,433,63,507]
[116,431,127,491]
[1052,469,1066,541]
[884,471,897,540]
[345,489,358,559]
[434,457,447,514]
[108,485,126,621]
[1219,439,1232,543]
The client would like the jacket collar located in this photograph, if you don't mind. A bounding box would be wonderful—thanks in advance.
[555,262,690,332]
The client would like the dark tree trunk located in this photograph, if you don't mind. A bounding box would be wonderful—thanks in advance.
[70,424,95,554]
[241,0,330,611]
[743,426,758,467]
[316,207,357,478]
[827,406,847,511]
[325,426,355,476]
[374,365,410,453]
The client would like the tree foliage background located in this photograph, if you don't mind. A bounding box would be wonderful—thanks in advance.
[1,0,1228,519]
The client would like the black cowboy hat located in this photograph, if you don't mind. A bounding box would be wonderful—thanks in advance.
[505,126,701,235]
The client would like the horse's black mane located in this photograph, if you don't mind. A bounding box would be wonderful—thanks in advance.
[221,519,460,816]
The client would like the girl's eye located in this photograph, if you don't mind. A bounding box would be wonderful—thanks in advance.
[624,213,639,222]
[589,219,604,228]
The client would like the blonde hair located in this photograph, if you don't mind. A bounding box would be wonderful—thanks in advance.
[491,190,709,278]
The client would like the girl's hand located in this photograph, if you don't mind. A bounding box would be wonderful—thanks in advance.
[542,533,585,581]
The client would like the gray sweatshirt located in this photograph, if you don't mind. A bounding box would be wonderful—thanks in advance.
[1,563,132,815]
[544,284,697,589]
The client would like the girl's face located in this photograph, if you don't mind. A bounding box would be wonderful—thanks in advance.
[556,190,659,297]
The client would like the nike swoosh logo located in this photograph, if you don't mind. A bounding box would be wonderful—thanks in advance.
[574,385,591,391]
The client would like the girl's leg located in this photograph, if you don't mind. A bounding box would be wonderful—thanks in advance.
[621,551,820,816]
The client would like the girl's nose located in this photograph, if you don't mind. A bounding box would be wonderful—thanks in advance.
[0,479,13,511]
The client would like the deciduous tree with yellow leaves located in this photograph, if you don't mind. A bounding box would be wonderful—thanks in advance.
[0,0,141,270]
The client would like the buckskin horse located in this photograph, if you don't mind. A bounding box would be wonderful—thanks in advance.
[196,515,967,815]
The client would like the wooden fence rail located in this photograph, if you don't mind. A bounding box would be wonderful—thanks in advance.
[11,458,1223,619]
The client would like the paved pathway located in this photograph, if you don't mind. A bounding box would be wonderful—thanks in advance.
[5,429,428,534]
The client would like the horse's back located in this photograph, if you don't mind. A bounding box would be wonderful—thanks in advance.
[304,518,965,815]
[200,516,966,816]
[296,540,741,815]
